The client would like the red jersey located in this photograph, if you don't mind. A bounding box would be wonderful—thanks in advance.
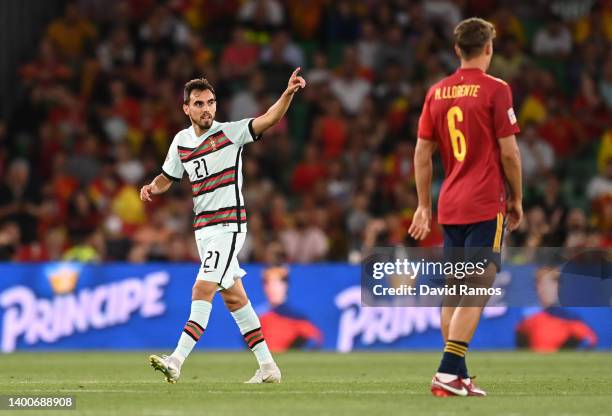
[418,67,520,224]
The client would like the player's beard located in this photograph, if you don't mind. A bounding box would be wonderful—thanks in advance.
[191,113,213,131]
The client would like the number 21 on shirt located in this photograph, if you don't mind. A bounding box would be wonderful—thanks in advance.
[194,158,208,179]
[447,106,467,162]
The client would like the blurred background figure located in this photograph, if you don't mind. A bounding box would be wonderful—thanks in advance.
[515,268,598,352]
[255,266,323,352]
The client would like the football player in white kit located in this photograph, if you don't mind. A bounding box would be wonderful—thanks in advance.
[141,68,306,384]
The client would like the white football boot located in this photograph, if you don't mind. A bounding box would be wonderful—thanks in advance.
[149,354,181,384]
[245,363,281,384]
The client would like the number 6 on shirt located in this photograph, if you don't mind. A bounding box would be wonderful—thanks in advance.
[447,106,467,162]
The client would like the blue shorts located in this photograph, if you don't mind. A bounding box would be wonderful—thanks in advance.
[442,213,505,272]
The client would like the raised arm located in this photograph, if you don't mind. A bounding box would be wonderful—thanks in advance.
[140,173,173,202]
[499,134,523,231]
[251,67,306,136]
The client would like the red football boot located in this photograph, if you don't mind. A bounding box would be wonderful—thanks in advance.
[431,375,468,397]
[462,377,487,397]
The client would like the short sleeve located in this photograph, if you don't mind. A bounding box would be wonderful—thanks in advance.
[161,134,185,182]
[493,84,521,138]
[222,118,261,146]
[417,89,435,140]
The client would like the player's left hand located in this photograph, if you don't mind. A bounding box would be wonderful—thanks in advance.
[408,206,431,241]
[505,198,523,231]
[286,67,306,94]
[140,184,154,202]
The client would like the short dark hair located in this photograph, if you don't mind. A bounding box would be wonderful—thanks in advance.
[183,78,216,104]
[453,17,496,60]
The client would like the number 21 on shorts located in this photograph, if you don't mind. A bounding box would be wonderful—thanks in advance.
[447,106,467,162]
[203,250,220,270]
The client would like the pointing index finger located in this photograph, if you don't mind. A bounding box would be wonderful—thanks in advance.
[291,67,301,78]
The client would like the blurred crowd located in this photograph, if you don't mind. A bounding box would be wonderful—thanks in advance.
[0,0,610,263]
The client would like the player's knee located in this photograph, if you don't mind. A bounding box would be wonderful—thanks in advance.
[222,292,248,312]
[192,281,216,301]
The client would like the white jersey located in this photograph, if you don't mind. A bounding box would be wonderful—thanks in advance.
[161,118,260,238]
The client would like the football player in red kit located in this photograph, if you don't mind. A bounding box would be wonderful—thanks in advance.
[409,17,523,397]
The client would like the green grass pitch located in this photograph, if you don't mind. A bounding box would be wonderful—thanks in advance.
[1,351,610,415]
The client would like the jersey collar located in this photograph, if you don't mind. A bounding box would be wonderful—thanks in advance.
[456,67,484,74]
[190,121,219,139]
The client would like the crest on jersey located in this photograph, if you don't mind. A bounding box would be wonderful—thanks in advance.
[507,108,517,125]
[209,137,217,151]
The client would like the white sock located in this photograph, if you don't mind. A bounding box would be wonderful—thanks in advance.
[171,300,212,365]
[231,302,274,366]
[436,372,459,383]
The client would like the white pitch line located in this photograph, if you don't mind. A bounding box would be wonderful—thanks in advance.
[11,389,609,397]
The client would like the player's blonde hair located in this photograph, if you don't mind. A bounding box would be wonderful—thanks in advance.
[453,17,496,60]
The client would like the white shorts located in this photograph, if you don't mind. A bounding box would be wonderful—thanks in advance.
[195,232,247,290]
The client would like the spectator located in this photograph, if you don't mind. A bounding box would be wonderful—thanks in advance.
[330,47,372,115]
[490,36,528,82]
[587,157,612,206]
[373,60,411,114]
[564,208,589,248]
[423,0,462,32]
[67,133,102,185]
[346,192,371,255]
[306,50,331,86]
[532,176,568,246]
[375,25,412,73]
[230,71,266,121]
[0,222,20,261]
[533,17,573,59]
[62,230,103,262]
[537,97,584,158]
[286,0,326,40]
[326,160,351,207]
[312,97,348,159]
[115,142,145,185]
[20,38,72,88]
[260,30,305,68]
[517,67,552,126]
[326,0,361,42]
[279,209,329,263]
[356,20,381,71]
[573,4,612,45]
[600,57,612,110]
[97,25,135,72]
[66,189,101,241]
[572,72,608,138]
[138,3,190,52]
[258,40,294,96]
[0,160,42,244]
[46,2,97,60]
[491,7,526,47]
[291,145,326,195]
[238,0,285,28]
[220,27,260,82]
[131,209,174,261]
[518,122,555,184]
